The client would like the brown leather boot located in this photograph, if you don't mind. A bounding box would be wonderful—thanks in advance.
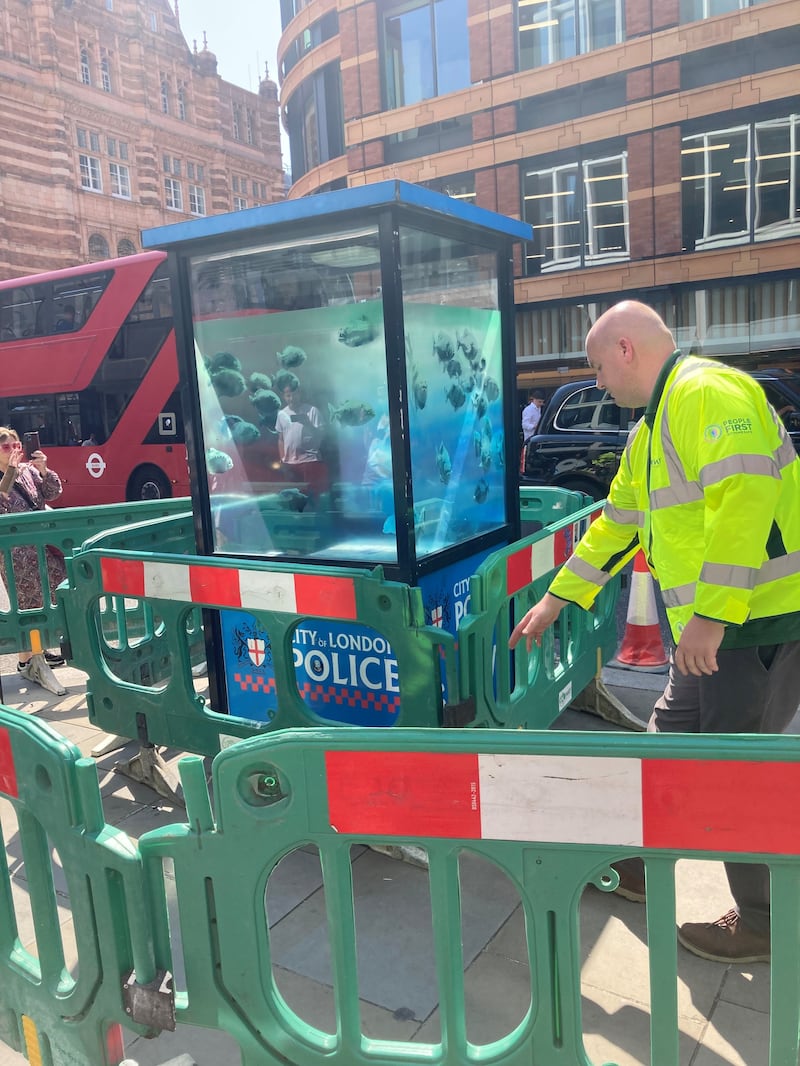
[678,909,770,963]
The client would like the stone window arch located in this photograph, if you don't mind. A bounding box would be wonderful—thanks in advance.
[88,233,110,261]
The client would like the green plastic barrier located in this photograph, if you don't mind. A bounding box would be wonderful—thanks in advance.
[2,705,800,1064]
[54,489,617,754]
[73,510,204,688]
[134,725,800,1066]
[63,541,460,756]
[0,705,158,1066]
[459,498,618,728]
[518,484,593,536]
[0,498,191,659]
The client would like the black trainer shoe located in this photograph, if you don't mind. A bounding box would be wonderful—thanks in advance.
[44,650,65,666]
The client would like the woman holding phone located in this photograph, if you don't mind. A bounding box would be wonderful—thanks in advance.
[0,426,67,693]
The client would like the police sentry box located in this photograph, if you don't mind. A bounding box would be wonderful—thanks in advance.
[143,181,531,725]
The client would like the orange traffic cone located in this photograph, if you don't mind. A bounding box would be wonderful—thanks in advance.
[613,550,669,670]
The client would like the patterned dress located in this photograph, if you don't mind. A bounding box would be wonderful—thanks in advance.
[0,465,66,609]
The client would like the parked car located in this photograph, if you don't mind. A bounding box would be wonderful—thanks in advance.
[520,368,800,501]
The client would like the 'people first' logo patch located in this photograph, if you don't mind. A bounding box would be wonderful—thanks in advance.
[705,418,752,441]
[722,416,752,435]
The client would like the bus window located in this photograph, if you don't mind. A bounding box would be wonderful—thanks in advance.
[0,285,46,338]
[52,272,112,332]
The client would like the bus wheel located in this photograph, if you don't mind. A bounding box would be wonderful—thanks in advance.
[127,465,172,501]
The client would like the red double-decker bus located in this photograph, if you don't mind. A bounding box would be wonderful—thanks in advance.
[0,251,189,507]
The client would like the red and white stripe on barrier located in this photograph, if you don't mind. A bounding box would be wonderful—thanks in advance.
[325,750,800,854]
[506,511,601,596]
[99,556,358,619]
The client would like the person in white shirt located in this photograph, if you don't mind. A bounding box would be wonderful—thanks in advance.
[521,389,546,440]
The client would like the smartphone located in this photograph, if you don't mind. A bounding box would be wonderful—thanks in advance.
[23,431,40,459]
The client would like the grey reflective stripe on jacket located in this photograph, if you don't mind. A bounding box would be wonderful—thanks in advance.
[603,502,643,526]
[562,554,614,586]
[663,553,800,608]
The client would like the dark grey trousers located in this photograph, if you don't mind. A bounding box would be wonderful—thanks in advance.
[648,641,800,934]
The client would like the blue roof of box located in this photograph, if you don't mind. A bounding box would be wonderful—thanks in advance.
[141,179,533,249]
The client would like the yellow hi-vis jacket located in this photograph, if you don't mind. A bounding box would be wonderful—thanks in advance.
[549,353,800,645]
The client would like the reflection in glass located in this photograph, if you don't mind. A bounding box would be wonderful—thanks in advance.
[384,0,470,109]
[518,0,622,70]
[681,127,750,251]
[189,226,397,563]
[523,154,628,274]
[399,227,507,559]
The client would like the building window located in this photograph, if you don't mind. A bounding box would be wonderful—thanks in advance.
[232,104,243,141]
[88,233,109,260]
[119,141,128,160]
[178,82,187,120]
[117,238,136,256]
[246,109,255,145]
[107,137,117,156]
[105,0,114,11]
[80,47,91,85]
[522,151,629,273]
[163,153,171,173]
[79,154,103,192]
[197,164,204,182]
[109,162,131,198]
[165,176,183,210]
[161,76,170,115]
[679,0,770,22]
[90,131,101,152]
[286,62,345,181]
[77,127,88,149]
[233,195,247,211]
[172,158,181,176]
[682,114,800,251]
[280,10,339,79]
[754,116,800,238]
[101,53,112,92]
[149,11,159,31]
[518,0,623,69]
[189,184,206,215]
[383,0,471,108]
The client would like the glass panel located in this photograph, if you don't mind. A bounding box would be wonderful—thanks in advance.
[398,227,506,559]
[581,0,621,51]
[189,227,396,562]
[751,277,800,351]
[680,285,749,357]
[519,0,576,69]
[524,164,581,273]
[385,1,435,108]
[583,154,628,262]
[433,0,470,95]
[681,127,750,250]
[754,116,799,240]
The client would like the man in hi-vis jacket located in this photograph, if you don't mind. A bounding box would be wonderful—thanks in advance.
[510,300,800,964]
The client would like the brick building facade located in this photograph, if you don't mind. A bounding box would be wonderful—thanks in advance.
[277,0,800,382]
[0,0,284,279]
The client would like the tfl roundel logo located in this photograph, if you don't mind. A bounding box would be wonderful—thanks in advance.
[704,424,723,441]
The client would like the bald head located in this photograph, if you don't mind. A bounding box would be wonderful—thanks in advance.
[586,301,676,407]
